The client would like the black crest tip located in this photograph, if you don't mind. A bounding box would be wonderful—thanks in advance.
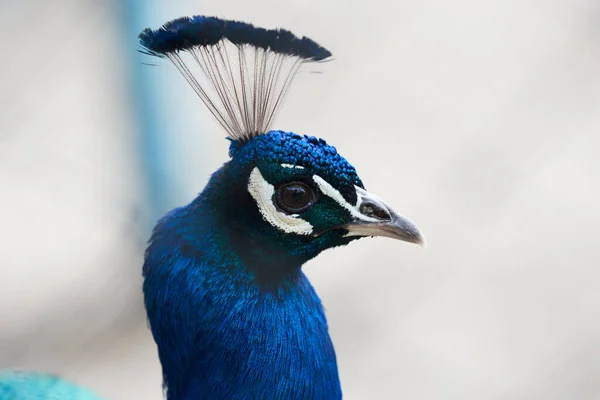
[138,15,332,61]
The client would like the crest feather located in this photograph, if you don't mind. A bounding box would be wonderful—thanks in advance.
[139,16,332,142]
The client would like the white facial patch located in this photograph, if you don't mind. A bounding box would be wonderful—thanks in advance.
[312,175,379,223]
[280,163,305,169]
[247,167,313,235]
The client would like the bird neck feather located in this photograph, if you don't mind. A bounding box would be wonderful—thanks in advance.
[142,165,342,400]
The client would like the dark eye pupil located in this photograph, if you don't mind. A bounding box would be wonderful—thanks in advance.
[283,186,309,208]
[277,182,315,213]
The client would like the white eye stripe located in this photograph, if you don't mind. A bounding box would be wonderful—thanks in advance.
[280,163,305,169]
[248,168,375,235]
[247,168,313,235]
[312,175,378,223]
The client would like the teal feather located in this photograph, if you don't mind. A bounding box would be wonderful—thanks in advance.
[0,371,104,400]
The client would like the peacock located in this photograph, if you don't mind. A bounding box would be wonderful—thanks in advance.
[0,15,424,400]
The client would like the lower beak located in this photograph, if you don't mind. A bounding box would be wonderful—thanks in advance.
[343,187,426,247]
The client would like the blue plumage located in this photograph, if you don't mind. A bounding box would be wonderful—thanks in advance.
[143,131,377,398]
[144,195,341,399]
[229,131,363,204]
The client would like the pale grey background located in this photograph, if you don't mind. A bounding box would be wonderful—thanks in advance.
[1,0,599,399]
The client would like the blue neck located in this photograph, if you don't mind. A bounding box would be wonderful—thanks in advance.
[143,166,341,400]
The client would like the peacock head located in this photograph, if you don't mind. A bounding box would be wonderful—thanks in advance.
[212,130,425,263]
[139,16,424,264]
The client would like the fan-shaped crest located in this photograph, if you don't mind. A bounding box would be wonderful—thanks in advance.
[139,16,332,141]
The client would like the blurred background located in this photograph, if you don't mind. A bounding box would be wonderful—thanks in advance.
[1,0,599,399]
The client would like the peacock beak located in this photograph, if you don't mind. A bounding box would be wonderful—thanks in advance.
[343,187,426,247]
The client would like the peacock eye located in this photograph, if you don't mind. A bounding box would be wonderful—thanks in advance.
[276,182,316,214]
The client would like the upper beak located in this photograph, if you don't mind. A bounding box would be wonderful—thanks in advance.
[343,187,426,247]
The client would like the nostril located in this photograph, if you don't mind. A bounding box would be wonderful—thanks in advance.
[359,202,391,221]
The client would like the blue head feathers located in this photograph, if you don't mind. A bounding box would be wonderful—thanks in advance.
[140,15,425,400]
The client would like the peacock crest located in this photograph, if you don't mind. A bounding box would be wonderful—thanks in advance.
[139,16,331,141]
